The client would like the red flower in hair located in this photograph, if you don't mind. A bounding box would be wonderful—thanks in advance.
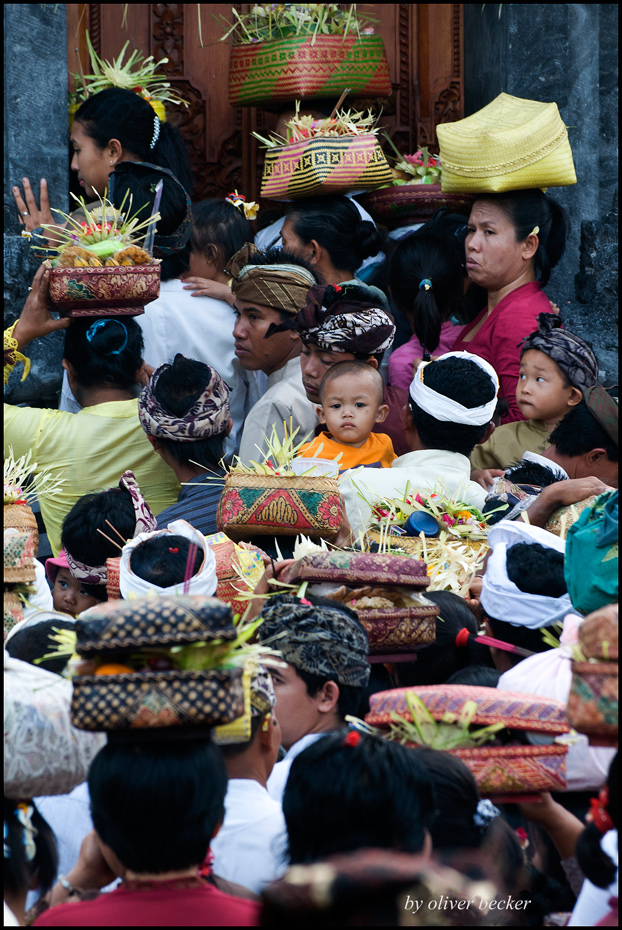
[343,730,361,747]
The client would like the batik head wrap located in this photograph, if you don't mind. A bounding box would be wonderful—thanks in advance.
[65,471,158,585]
[520,313,599,389]
[138,356,230,441]
[409,351,499,425]
[257,594,370,688]
[225,243,317,315]
[293,283,396,356]
[583,386,619,446]
[119,519,217,599]
[481,522,577,629]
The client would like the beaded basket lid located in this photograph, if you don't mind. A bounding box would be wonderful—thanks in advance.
[76,595,235,657]
[278,551,429,590]
[366,685,570,735]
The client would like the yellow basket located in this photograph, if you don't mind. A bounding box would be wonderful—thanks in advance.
[437,93,576,193]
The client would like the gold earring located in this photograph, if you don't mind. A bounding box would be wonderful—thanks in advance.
[262,713,272,732]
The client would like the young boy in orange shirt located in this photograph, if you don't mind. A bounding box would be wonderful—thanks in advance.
[298,361,396,472]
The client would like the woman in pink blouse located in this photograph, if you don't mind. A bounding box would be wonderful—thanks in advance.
[452,190,568,423]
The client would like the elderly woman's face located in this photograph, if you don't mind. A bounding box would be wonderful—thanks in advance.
[465,201,533,292]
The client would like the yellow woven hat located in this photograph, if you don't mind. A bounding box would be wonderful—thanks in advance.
[437,93,576,193]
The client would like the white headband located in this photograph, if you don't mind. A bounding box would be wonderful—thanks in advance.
[481,522,576,629]
[119,519,217,599]
[409,351,499,426]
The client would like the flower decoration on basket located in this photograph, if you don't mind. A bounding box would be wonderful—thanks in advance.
[216,4,379,46]
[382,134,442,186]
[356,482,493,597]
[33,188,161,269]
[216,421,343,541]
[70,30,188,123]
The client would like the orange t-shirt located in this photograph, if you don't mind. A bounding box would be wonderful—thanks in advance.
[298,431,396,473]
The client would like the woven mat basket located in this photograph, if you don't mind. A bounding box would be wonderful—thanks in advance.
[47,264,161,318]
[357,185,474,227]
[229,33,391,107]
[544,495,599,539]
[4,503,39,555]
[217,473,342,540]
[71,666,244,732]
[437,93,576,193]
[356,604,438,654]
[567,660,618,747]
[261,134,392,200]
[451,744,568,796]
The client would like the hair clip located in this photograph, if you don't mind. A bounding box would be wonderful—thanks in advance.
[150,114,161,150]
[168,547,179,553]
[225,190,259,221]
[343,730,361,748]
[588,787,615,835]
[85,319,128,355]
[419,278,433,291]
[530,226,540,237]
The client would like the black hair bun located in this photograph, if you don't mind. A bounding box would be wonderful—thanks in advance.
[353,220,382,261]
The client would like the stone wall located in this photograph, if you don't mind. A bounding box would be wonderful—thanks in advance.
[463,3,618,382]
[4,3,68,404]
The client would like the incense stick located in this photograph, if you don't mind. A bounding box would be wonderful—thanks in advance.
[329,88,351,121]
[96,527,123,551]
[105,519,127,545]
[183,542,198,595]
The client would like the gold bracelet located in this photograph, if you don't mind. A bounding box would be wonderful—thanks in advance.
[4,320,31,385]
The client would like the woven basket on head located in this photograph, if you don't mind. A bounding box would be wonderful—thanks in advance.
[567,661,618,747]
[437,93,576,193]
[217,473,342,540]
[4,503,39,555]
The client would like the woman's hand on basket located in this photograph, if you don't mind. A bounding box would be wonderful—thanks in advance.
[12,264,70,351]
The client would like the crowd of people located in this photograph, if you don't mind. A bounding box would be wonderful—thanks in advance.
[4,85,618,926]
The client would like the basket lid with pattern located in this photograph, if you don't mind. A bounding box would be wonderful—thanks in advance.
[76,595,236,657]
[4,528,36,584]
[278,551,430,590]
[366,685,570,735]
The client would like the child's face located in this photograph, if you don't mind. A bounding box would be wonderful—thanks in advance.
[318,373,388,448]
[52,568,100,618]
[517,350,581,423]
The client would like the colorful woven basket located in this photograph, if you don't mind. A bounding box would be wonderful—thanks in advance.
[48,264,161,318]
[544,495,600,539]
[71,666,244,731]
[436,93,577,193]
[4,503,39,555]
[4,529,36,584]
[228,34,391,108]
[105,557,121,601]
[366,685,570,795]
[260,134,393,200]
[567,661,618,747]
[217,473,342,540]
[357,185,475,228]
[4,590,25,638]
[356,605,437,654]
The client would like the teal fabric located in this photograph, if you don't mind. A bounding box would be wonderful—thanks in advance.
[564,490,618,614]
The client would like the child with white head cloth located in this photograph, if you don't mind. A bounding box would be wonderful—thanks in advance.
[119,519,217,599]
[481,520,616,791]
[339,350,499,538]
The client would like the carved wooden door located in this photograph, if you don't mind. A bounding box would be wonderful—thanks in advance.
[67,4,463,205]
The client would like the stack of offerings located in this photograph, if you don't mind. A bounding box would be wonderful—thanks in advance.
[567,607,618,748]
[34,191,161,318]
[278,550,438,655]
[254,101,392,200]
[366,685,571,797]
[69,596,246,732]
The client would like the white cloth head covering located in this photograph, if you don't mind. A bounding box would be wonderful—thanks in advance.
[119,519,217,599]
[521,450,570,480]
[409,351,499,425]
[4,652,105,798]
[481,521,577,629]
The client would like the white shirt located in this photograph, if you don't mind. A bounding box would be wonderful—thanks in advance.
[568,829,618,926]
[498,639,617,792]
[210,779,287,894]
[237,357,318,465]
[267,732,326,803]
[59,278,260,458]
[339,448,488,539]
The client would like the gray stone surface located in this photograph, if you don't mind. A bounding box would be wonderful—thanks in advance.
[463,4,618,383]
[4,3,69,404]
